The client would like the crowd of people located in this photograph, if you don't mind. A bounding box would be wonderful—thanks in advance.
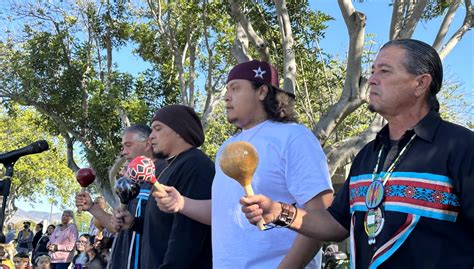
[1,209,113,269]
[1,39,473,269]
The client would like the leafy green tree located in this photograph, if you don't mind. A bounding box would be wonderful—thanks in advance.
[0,105,77,222]
[0,1,159,206]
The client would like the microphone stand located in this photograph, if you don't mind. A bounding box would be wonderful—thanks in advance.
[0,162,13,232]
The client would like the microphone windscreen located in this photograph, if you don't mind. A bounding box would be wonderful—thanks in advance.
[37,140,49,151]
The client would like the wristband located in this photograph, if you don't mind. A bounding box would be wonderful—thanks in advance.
[273,202,297,228]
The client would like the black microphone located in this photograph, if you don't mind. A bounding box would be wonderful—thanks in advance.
[0,140,49,164]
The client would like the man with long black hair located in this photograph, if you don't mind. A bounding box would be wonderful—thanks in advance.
[155,61,333,268]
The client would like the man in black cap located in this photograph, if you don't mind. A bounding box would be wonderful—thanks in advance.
[112,105,214,269]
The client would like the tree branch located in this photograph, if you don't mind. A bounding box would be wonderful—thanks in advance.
[201,5,217,127]
[438,0,473,60]
[314,0,366,145]
[189,39,197,107]
[231,22,251,63]
[59,130,79,172]
[399,0,428,39]
[325,115,384,177]
[229,0,270,61]
[275,0,296,96]
[389,0,404,40]
[433,0,462,50]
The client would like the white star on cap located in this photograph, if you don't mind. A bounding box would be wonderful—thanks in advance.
[253,67,266,79]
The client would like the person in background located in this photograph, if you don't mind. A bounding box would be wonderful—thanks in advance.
[72,234,90,269]
[35,255,51,269]
[32,225,54,267]
[32,224,43,252]
[5,223,16,244]
[0,244,14,269]
[85,236,106,269]
[16,222,33,255]
[88,197,112,241]
[93,236,112,265]
[47,210,78,269]
[13,252,30,269]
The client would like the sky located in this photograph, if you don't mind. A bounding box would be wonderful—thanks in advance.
[16,1,473,214]
[315,1,473,99]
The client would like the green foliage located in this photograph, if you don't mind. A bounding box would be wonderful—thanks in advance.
[421,1,452,21]
[438,82,472,127]
[130,1,234,108]
[0,105,78,214]
[201,102,235,160]
[75,212,92,234]
[0,2,169,196]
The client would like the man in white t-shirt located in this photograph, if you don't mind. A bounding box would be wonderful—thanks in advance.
[154,60,333,268]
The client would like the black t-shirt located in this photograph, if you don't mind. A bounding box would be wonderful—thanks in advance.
[32,234,50,262]
[135,147,214,269]
[32,231,42,249]
[328,111,474,268]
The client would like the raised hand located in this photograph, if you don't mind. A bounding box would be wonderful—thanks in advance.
[152,185,184,213]
[240,195,281,226]
[75,191,93,212]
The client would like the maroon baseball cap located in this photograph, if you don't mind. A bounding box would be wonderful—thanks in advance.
[226,60,295,98]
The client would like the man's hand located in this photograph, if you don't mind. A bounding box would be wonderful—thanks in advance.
[110,208,134,233]
[75,191,93,212]
[153,185,185,213]
[240,195,281,226]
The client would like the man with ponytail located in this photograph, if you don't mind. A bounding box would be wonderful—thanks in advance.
[241,39,474,268]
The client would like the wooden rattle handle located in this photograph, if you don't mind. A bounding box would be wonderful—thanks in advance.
[243,185,265,231]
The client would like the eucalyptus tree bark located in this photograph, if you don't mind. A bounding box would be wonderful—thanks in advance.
[275,0,296,96]
[398,0,428,39]
[389,0,404,40]
[229,0,270,61]
[325,115,384,177]
[104,9,114,95]
[189,41,197,107]
[4,193,17,224]
[438,0,473,60]
[148,0,197,107]
[231,22,252,63]
[174,28,191,106]
[201,4,227,126]
[433,0,462,50]
[313,0,367,146]
[61,131,80,172]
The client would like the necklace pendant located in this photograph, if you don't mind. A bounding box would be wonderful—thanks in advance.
[364,207,384,245]
[365,180,384,209]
